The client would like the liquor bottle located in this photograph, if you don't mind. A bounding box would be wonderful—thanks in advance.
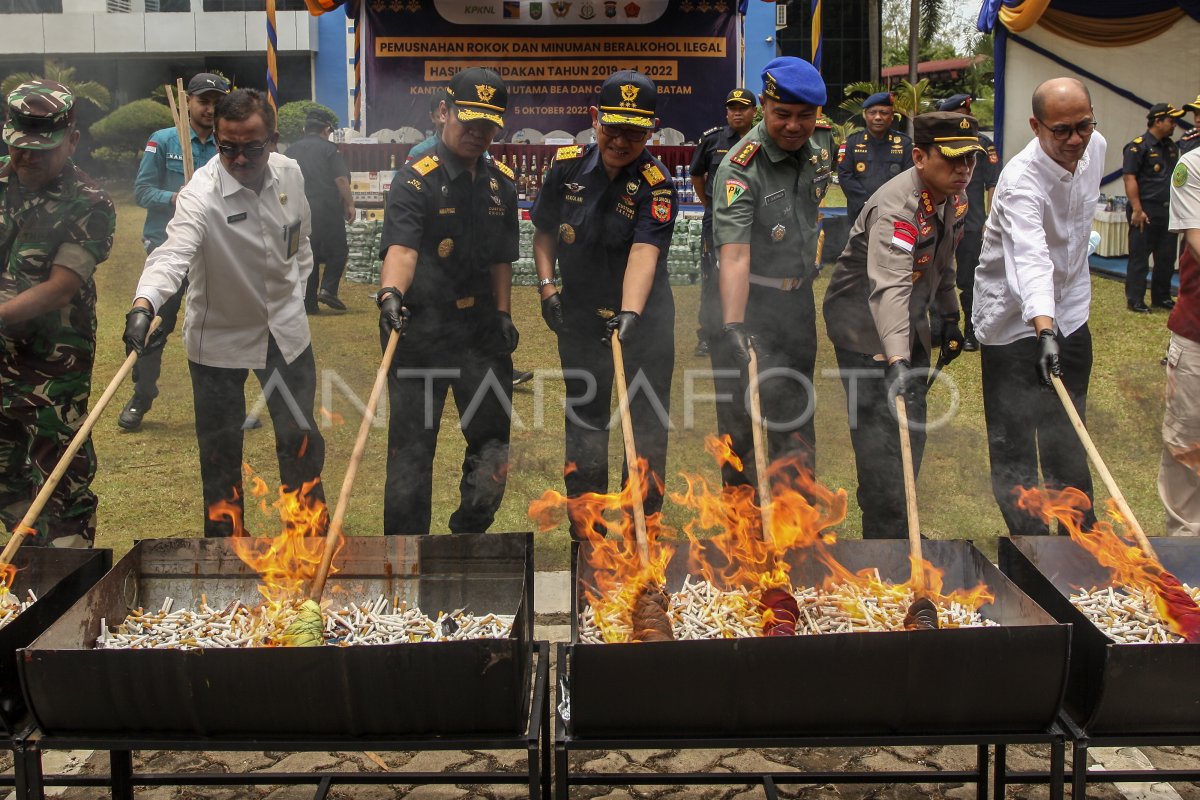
[389,153,397,170]
[518,156,528,201]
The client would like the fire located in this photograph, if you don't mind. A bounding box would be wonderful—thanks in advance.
[529,435,994,643]
[1018,487,1200,642]
[207,464,334,613]
[0,562,17,595]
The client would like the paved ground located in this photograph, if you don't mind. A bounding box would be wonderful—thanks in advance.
[0,575,1197,799]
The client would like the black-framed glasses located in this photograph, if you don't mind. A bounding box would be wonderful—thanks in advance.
[217,140,270,159]
[601,125,650,143]
[1039,119,1098,141]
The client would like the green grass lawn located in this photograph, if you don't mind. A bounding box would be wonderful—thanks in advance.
[87,187,1172,570]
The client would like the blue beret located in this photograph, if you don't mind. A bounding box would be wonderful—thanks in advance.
[863,92,894,110]
[937,93,972,112]
[761,57,826,107]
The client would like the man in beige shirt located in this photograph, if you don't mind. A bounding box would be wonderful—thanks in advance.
[823,112,982,538]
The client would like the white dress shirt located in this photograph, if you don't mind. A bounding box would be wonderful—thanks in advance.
[136,151,314,369]
[972,131,1106,346]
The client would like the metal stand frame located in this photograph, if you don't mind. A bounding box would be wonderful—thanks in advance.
[7,641,550,800]
[998,712,1200,798]
[555,645,1064,800]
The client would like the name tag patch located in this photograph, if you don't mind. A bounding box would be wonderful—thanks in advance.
[226,212,247,224]
[763,190,785,206]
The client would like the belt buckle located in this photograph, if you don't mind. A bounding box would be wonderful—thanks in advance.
[456,296,476,310]
[782,277,801,291]
[596,308,616,320]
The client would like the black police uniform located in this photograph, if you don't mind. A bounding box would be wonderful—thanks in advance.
[955,131,999,337]
[378,140,518,535]
[531,143,677,538]
[689,124,743,340]
[1123,131,1180,307]
[1180,126,1200,154]
[286,131,351,309]
[837,129,914,225]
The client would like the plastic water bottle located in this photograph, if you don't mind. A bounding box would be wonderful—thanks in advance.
[1088,231,1101,257]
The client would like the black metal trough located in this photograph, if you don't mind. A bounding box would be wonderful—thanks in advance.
[565,538,1070,737]
[19,533,532,739]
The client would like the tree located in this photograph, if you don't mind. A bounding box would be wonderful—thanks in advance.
[1,60,111,113]
[87,99,174,172]
[839,80,937,121]
[277,100,339,142]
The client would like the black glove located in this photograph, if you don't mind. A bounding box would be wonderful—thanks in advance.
[721,322,754,365]
[604,310,639,345]
[1036,328,1061,387]
[122,307,154,356]
[940,317,965,366]
[377,287,410,339]
[885,359,922,408]
[497,311,520,354]
[541,292,566,333]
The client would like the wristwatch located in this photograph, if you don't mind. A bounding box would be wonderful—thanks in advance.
[537,278,556,291]
[375,286,404,308]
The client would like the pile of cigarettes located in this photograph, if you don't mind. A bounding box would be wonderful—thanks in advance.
[1069,584,1200,644]
[0,588,36,631]
[96,595,513,650]
[580,576,995,643]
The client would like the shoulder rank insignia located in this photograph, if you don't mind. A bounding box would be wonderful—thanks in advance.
[730,140,761,167]
[555,145,583,161]
[641,162,666,186]
[1133,136,1144,144]
[703,126,721,137]
[494,159,515,181]
[412,156,439,176]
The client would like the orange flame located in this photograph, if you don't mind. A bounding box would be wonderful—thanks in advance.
[529,435,994,641]
[0,563,17,594]
[1018,487,1200,642]
[207,464,333,610]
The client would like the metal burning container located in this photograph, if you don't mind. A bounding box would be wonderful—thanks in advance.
[0,546,110,735]
[565,539,1069,737]
[20,533,532,738]
[1000,536,1200,734]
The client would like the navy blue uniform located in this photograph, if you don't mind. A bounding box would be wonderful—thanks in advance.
[837,130,914,224]
[531,143,677,539]
[1123,131,1180,306]
[378,141,519,535]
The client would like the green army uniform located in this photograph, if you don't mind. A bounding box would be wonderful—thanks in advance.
[710,119,832,483]
[0,81,116,545]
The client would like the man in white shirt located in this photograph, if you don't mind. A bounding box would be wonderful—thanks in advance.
[972,77,1105,535]
[123,88,326,537]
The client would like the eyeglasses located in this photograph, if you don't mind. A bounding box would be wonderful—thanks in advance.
[601,126,650,143]
[1038,119,1098,141]
[217,140,270,159]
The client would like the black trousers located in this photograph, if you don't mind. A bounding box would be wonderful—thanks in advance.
[131,277,187,405]
[834,346,930,540]
[710,282,818,490]
[385,307,512,535]
[956,229,983,337]
[557,311,674,540]
[305,219,349,306]
[1125,213,1178,306]
[980,324,1095,535]
[189,338,326,537]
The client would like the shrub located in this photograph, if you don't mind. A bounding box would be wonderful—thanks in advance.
[278,101,339,142]
[88,99,175,170]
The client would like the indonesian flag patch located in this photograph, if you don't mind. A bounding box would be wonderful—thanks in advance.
[891,221,917,253]
[145,140,158,153]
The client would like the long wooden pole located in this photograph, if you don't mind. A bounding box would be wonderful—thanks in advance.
[1050,374,1158,561]
[895,394,925,591]
[611,336,649,565]
[174,79,194,180]
[0,318,162,566]
[747,350,774,544]
[309,331,400,601]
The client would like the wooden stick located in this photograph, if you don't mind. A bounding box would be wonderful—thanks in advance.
[175,79,194,180]
[0,318,162,566]
[895,395,925,592]
[308,330,400,601]
[747,349,773,544]
[611,336,649,565]
[1051,374,1158,560]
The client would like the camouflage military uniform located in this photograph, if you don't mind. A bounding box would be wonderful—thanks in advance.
[0,149,115,545]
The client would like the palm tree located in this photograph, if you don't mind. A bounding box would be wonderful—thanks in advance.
[839,79,935,123]
[1,60,111,112]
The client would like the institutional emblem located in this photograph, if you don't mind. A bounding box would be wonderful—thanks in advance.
[725,179,747,205]
[551,0,570,16]
[604,0,616,15]
[579,1,595,18]
[559,223,576,244]
[623,0,639,15]
[438,238,454,257]
[530,1,542,17]
[770,224,786,241]
[620,84,639,106]
[477,84,496,103]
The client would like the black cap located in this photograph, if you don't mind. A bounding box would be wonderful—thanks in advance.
[937,94,972,113]
[913,111,986,157]
[597,70,657,129]
[447,68,507,128]
[725,88,756,107]
[187,73,230,96]
[1185,94,1200,114]
[1147,102,1184,122]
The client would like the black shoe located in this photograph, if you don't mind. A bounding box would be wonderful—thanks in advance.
[242,415,262,430]
[1153,299,1176,310]
[694,339,710,357]
[305,304,320,315]
[117,396,151,431]
[963,333,979,352]
[1128,301,1151,314]
[513,370,533,387]
[317,290,347,311]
